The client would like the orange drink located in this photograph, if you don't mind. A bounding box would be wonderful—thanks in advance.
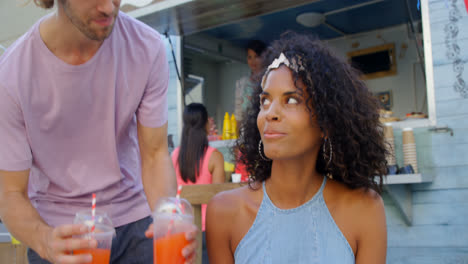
[74,248,111,264]
[73,211,115,264]
[154,232,189,264]
[152,197,194,264]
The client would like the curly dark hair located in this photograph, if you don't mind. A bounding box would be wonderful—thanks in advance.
[236,32,388,193]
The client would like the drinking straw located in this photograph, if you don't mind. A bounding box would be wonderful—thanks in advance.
[166,186,183,236]
[176,185,182,201]
[91,193,96,233]
[176,186,185,214]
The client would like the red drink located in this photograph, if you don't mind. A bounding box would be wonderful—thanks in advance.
[152,197,193,264]
[74,248,111,264]
[154,232,189,264]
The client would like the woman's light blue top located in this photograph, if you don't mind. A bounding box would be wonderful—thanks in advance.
[234,177,355,264]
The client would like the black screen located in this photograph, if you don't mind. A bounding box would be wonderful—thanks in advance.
[351,50,392,74]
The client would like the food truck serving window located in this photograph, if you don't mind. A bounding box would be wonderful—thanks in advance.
[128,0,437,130]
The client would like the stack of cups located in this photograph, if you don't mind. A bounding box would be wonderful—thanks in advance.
[383,123,396,166]
[402,128,418,173]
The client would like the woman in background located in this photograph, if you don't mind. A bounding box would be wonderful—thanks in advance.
[234,39,267,121]
[207,32,388,264]
[234,39,267,182]
[172,103,225,263]
[172,103,225,229]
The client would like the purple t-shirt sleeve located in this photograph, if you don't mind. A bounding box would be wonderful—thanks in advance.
[137,39,169,128]
[0,85,32,171]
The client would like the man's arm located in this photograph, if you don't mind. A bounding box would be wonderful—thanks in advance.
[0,170,95,263]
[0,169,50,255]
[137,121,177,211]
[138,121,198,263]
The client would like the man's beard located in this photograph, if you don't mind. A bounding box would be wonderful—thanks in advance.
[60,0,118,41]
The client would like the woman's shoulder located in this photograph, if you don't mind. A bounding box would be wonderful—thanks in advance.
[207,183,264,253]
[324,179,386,254]
[207,147,223,167]
[208,183,262,217]
[325,179,384,221]
[327,179,383,207]
[207,146,220,156]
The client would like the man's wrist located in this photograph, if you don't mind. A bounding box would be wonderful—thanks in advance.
[34,223,52,259]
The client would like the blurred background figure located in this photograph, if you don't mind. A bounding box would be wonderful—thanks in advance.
[234,39,267,122]
[171,103,225,263]
[234,40,267,182]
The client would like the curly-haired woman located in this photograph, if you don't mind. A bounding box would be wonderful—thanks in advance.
[206,32,388,264]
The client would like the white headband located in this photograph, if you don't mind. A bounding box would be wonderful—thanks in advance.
[261,52,307,89]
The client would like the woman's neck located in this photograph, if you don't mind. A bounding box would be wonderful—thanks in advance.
[265,158,324,209]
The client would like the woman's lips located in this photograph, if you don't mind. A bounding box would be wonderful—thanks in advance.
[263,132,287,139]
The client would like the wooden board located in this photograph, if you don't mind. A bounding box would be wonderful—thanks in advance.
[137,0,319,35]
[180,182,246,205]
[0,243,28,264]
[180,182,245,264]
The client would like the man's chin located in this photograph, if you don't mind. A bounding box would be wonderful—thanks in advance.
[86,16,117,41]
[87,27,114,41]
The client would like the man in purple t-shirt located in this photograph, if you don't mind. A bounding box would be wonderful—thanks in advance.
[0,0,196,263]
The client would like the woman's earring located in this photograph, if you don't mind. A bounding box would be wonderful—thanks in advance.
[323,138,333,179]
[248,174,256,182]
[258,139,271,161]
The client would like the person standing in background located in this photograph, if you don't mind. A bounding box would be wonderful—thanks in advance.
[234,40,267,182]
[172,103,225,264]
[234,39,267,122]
[0,0,196,263]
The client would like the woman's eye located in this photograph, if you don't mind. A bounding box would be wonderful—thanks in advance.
[260,97,271,106]
[287,97,299,104]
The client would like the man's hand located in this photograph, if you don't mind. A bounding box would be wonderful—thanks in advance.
[0,170,98,264]
[42,224,97,264]
[145,223,198,263]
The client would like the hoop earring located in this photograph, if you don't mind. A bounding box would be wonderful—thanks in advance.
[258,140,271,161]
[248,174,256,182]
[322,138,333,166]
[323,138,333,179]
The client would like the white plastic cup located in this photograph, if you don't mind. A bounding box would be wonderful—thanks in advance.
[231,173,242,183]
[73,210,115,263]
[153,197,194,264]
